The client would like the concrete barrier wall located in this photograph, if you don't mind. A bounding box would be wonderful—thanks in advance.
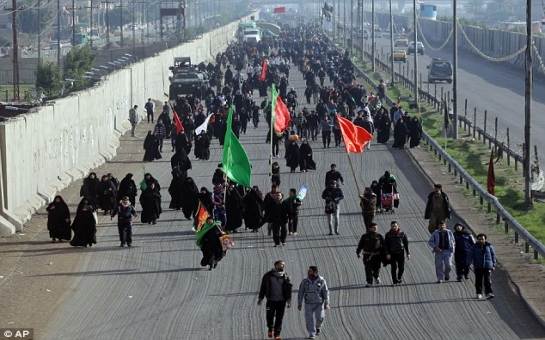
[0,12,257,236]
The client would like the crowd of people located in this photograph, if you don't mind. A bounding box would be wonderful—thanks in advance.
[43,24,498,340]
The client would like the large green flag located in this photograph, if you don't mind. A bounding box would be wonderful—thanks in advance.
[222,107,252,187]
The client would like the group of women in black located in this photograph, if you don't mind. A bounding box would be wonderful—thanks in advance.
[49,171,163,247]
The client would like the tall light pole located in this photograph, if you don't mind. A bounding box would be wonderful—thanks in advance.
[389,0,394,86]
[371,0,375,71]
[38,0,41,62]
[452,0,458,138]
[412,0,418,109]
[350,0,353,55]
[523,0,533,207]
[57,0,61,66]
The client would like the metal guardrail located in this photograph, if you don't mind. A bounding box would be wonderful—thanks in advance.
[422,132,545,261]
[332,37,545,260]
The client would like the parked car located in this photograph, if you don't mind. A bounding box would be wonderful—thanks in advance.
[407,41,425,55]
[394,37,409,47]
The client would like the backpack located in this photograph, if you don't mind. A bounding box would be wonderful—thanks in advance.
[325,197,337,214]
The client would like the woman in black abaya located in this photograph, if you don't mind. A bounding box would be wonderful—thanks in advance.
[46,195,71,242]
[70,198,97,248]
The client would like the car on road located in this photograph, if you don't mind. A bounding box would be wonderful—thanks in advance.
[407,41,425,55]
[394,37,409,47]
[391,49,407,63]
[427,58,453,83]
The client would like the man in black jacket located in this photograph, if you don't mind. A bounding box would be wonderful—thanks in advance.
[384,221,410,286]
[356,223,384,287]
[324,164,344,188]
[258,260,293,340]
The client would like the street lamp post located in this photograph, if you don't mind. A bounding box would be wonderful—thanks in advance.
[389,0,394,86]
[523,0,533,207]
[452,0,458,139]
[412,0,418,110]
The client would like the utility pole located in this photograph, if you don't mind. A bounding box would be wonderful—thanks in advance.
[412,0,418,110]
[137,1,146,47]
[389,0,394,86]
[116,0,126,46]
[66,0,77,47]
[132,0,136,53]
[57,0,61,66]
[102,1,112,45]
[452,0,458,139]
[350,0,353,55]
[371,0,375,71]
[38,0,41,62]
[5,0,24,100]
[82,1,98,49]
[524,0,533,207]
[146,2,149,45]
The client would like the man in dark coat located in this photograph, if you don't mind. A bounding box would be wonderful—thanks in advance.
[356,223,384,287]
[264,192,290,247]
[359,187,377,229]
[424,184,450,233]
[453,223,475,281]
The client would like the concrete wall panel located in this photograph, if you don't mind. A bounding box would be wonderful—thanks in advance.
[0,13,256,235]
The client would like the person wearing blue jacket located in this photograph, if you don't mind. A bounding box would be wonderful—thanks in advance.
[467,233,497,300]
[453,223,475,281]
[111,196,138,247]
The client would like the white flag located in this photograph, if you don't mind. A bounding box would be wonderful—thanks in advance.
[195,114,212,136]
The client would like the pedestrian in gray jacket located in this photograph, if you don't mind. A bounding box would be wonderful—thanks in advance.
[297,266,330,339]
[428,221,455,283]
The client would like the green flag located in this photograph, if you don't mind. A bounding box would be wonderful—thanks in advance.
[139,166,147,190]
[222,107,252,187]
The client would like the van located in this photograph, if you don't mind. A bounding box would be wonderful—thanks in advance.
[427,58,453,83]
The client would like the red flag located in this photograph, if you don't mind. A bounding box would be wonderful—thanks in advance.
[193,200,210,231]
[274,96,291,134]
[173,110,184,134]
[259,59,268,81]
[273,7,286,13]
[336,115,373,153]
[487,149,495,195]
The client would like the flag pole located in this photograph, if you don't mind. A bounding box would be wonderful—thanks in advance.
[345,153,362,196]
[269,86,274,178]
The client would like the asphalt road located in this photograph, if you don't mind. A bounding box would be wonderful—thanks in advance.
[353,33,545,154]
[40,58,545,340]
